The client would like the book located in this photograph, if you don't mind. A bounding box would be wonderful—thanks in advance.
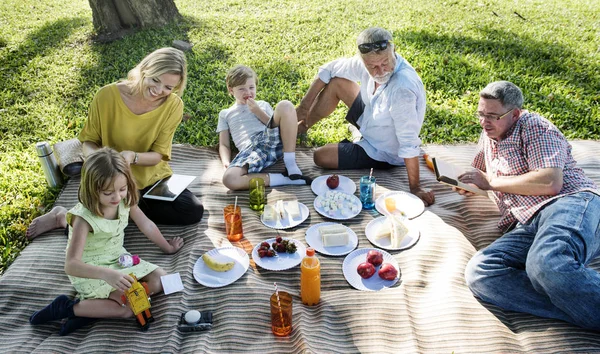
[143,174,197,201]
[431,157,488,196]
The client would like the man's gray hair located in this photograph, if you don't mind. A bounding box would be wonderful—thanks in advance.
[356,27,393,46]
[479,81,524,109]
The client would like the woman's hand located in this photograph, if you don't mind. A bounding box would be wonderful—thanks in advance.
[105,270,135,292]
[163,236,184,254]
[121,150,136,164]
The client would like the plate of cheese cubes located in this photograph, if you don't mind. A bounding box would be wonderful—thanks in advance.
[365,215,420,251]
[261,200,309,229]
[305,222,359,256]
[314,191,362,220]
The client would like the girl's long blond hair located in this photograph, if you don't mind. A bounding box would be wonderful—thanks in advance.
[124,47,188,98]
[79,148,138,217]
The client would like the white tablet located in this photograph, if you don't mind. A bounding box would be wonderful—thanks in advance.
[142,174,196,201]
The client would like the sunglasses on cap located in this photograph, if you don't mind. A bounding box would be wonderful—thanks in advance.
[358,40,391,54]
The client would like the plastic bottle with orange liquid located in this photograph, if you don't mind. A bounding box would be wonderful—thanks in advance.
[300,247,320,306]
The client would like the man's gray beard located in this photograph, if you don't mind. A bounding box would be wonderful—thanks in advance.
[373,73,392,84]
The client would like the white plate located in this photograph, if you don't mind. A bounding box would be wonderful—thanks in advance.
[375,191,425,219]
[314,192,362,220]
[311,175,357,195]
[260,201,309,229]
[342,248,400,291]
[193,247,250,288]
[305,222,359,256]
[365,216,420,251]
[251,238,307,271]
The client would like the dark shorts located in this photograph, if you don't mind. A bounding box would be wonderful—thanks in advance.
[337,94,395,170]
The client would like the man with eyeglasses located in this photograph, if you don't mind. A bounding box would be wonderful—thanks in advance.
[296,27,434,206]
[458,81,600,330]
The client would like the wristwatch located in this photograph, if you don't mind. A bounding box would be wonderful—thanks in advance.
[133,152,139,165]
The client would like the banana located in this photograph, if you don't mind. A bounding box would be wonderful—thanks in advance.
[202,253,235,272]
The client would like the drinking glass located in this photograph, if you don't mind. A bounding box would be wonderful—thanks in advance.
[249,177,265,212]
[359,176,376,210]
[270,291,292,337]
[223,205,243,241]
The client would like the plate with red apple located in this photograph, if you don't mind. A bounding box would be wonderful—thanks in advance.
[311,174,356,196]
[342,248,400,291]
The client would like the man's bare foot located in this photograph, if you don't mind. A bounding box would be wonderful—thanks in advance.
[26,206,68,240]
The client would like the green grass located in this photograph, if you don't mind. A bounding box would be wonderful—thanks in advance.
[1,0,598,273]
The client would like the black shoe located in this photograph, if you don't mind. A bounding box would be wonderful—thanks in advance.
[283,168,313,184]
[59,316,96,336]
[30,295,78,325]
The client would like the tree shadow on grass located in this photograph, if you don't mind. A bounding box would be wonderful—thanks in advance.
[397,28,600,142]
[0,17,87,140]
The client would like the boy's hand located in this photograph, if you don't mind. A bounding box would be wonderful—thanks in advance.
[105,270,134,292]
[247,98,262,115]
[163,236,184,254]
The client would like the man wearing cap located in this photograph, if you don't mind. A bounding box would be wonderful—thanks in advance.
[296,27,434,206]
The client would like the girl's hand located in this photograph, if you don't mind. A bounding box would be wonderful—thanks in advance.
[163,236,184,254]
[105,270,134,292]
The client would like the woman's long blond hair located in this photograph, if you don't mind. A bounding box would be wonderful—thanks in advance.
[79,148,138,217]
[124,47,188,97]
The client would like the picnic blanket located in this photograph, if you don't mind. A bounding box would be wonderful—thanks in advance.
[2,142,600,353]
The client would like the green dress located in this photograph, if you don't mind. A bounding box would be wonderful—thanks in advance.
[66,201,158,300]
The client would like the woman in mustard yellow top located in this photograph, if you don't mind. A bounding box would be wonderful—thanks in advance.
[27,48,204,239]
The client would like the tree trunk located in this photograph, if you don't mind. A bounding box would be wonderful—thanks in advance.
[88,0,181,41]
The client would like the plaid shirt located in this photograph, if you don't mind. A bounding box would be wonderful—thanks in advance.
[472,111,598,231]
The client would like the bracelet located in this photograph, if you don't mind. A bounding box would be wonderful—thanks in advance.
[133,152,139,165]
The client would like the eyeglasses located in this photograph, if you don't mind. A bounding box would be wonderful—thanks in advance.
[358,40,390,54]
[476,108,514,121]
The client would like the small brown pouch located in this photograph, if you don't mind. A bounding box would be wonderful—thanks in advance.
[53,138,84,177]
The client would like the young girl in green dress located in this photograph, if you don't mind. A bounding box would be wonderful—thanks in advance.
[29,147,183,335]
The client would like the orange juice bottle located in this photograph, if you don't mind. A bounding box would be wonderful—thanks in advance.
[300,247,320,306]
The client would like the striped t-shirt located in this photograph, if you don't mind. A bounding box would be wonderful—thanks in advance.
[216,101,274,151]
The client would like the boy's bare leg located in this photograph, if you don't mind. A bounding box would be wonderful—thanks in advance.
[26,206,68,240]
[272,100,304,177]
[272,100,298,153]
[222,166,306,190]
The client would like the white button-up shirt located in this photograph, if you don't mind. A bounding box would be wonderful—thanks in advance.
[318,53,426,165]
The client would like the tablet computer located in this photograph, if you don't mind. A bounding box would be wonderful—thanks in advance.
[143,174,197,201]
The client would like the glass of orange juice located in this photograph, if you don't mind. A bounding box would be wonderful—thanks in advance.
[270,291,292,337]
[223,205,243,241]
[384,197,396,213]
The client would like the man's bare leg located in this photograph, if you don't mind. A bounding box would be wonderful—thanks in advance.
[26,206,68,240]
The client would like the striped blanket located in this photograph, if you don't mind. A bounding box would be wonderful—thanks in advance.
[2,142,600,353]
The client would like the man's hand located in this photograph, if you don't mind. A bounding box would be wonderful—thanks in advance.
[296,106,309,134]
[410,186,435,206]
[458,170,491,190]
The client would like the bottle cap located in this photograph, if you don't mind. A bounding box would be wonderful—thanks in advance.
[306,248,315,256]
[35,142,52,157]
[131,255,140,265]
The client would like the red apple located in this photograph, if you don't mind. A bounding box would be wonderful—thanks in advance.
[366,250,384,267]
[326,174,340,189]
[378,263,398,280]
[357,262,376,279]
